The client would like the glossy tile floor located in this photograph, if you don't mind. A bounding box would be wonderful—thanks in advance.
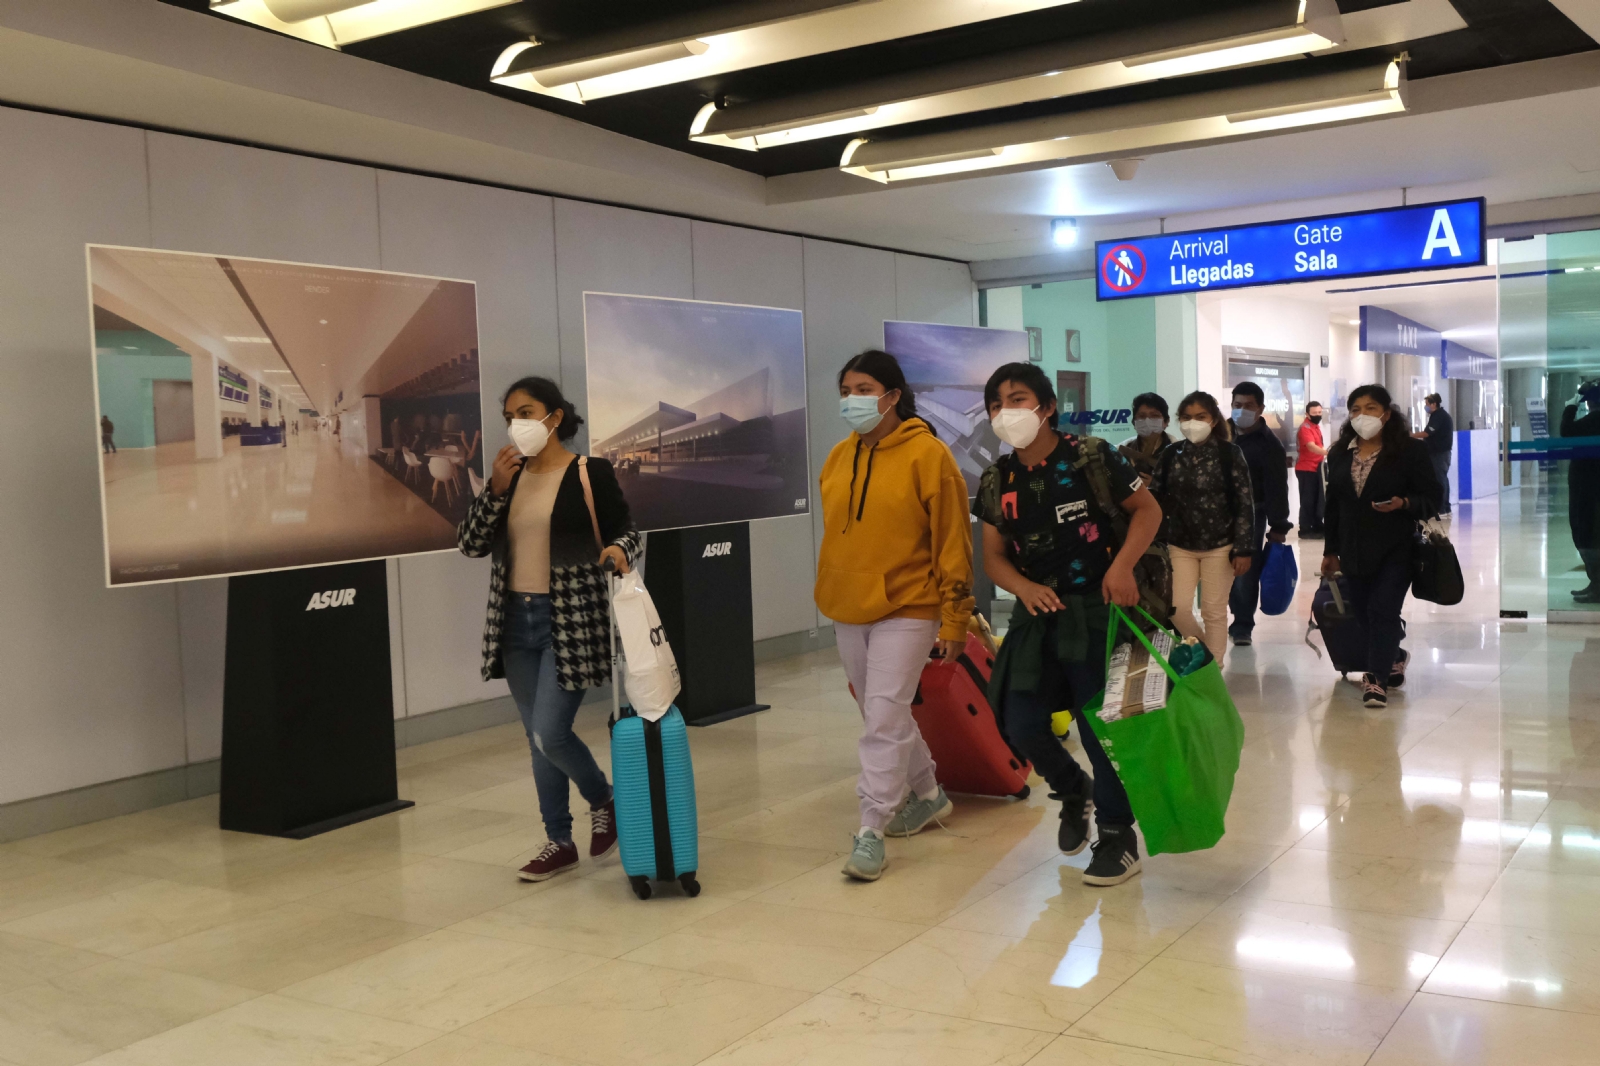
[7,500,1600,1065]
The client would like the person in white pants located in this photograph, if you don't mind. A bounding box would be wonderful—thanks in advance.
[815,350,975,882]
[1149,391,1256,663]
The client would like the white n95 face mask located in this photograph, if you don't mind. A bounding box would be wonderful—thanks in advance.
[1179,419,1213,444]
[991,406,1043,450]
[1350,414,1385,440]
[508,414,555,457]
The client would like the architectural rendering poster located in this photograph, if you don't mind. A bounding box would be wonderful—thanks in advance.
[88,245,482,586]
[883,319,1031,496]
[583,292,809,531]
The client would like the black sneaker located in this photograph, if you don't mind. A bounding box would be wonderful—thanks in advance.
[1082,825,1142,886]
[1361,674,1388,708]
[1231,632,1252,647]
[1049,788,1092,856]
[1387,649,1410,690]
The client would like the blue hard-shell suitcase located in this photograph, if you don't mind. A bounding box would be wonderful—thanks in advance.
[609,706,700,899]
[602,564,700,900]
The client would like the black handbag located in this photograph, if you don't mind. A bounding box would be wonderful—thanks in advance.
[1412,517,1464,606]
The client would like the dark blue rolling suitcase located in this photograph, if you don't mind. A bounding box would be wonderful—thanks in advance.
[604,568,700,900]
[1307,574,1363,677]
[1307,573,1404,679]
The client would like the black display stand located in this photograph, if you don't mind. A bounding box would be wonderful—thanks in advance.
[643,522,768,726]
[219,559,412,838]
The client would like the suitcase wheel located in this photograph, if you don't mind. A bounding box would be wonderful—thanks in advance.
[1012,785,1031,801]
[629,875,652,900]
[678,872,702,897]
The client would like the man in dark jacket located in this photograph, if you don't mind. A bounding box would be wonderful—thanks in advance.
[1227,382,1291,645]
[1412,393,1454,514]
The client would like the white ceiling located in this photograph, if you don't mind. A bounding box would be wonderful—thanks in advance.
[10,0,1600,267]
[1266,262,1501,357]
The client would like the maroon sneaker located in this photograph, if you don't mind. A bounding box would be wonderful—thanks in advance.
[589,800,619,861]
[517,840,578,882]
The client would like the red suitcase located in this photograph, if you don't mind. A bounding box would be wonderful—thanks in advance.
[912,634,1032,800]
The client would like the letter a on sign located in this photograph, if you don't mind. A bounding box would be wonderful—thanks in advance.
[1421,208,1462,260]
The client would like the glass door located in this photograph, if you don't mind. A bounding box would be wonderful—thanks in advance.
[1499,230,1600,619]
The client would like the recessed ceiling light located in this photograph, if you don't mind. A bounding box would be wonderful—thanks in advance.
[209,0,517,49]
[1349,318,1361,326]
[1051,218,1079,248]
[224,335,272,343]
[695,0,1344,150]
[841,60,1405,183]
[493,1,1082,104]
[319,320,328,325]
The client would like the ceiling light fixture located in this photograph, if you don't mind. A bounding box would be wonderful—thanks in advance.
[840,59,1404,184]
[210,0,516,50]
[1051,218,1079,247]
[492,1,1082,104]
[694,0,1342,150]
[225,335,274,344]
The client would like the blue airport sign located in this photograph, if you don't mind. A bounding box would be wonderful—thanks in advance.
[1095,198,1486,301]
[1360,306,1442,359]
[1443,340,1497,381]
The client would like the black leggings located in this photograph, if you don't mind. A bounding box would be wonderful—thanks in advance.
[1346,549,1412,681]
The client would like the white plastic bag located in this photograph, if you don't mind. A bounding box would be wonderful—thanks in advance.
[612,570,680,721]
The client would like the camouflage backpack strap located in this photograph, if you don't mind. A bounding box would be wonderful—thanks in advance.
[1071,436,1130,542]
[1073,436,1173,624]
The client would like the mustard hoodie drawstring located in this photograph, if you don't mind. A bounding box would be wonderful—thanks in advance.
[842,438,880,531]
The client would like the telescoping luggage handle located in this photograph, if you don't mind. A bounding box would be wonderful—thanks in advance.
[1304,573,1346,658]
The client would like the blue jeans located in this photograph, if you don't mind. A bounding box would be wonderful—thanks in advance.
[502,593,610,843]
[999,648,1135,828]
[1229,515,1269,637]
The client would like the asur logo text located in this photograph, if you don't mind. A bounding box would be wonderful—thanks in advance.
[306,588,357,610]
[702,542,733,558]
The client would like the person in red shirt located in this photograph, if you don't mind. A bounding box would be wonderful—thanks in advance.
[1296,401,1329,537]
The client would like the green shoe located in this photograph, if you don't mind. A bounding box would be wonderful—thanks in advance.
[841,828,887,881]
[884,787,954,837]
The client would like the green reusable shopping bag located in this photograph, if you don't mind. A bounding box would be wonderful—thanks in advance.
[1082,606,1245,856]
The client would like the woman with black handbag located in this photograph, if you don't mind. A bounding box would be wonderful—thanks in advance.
[1320,385,1443,708]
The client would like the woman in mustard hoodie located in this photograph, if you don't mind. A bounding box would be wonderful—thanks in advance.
[818,350,975,882]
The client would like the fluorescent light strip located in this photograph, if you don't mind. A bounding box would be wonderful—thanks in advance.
[841,60,1404,184]
[492,0,1082,104]
[693,0,1343,150]
[211,0,516,49]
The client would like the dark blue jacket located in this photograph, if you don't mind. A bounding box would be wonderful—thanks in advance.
[1228,421,1292,537]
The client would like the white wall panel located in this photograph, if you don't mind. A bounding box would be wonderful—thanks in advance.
[373,172,558,715]
[690,222,804,312]
[894,254,973,326]
[145,134,380,267]
[802,239,898,629]
[176,579,228,761]
[552,200,693,454]
[0,104,978,808]
[0,110,190,804]
[393,552,501,715]
[689,221,814,642]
